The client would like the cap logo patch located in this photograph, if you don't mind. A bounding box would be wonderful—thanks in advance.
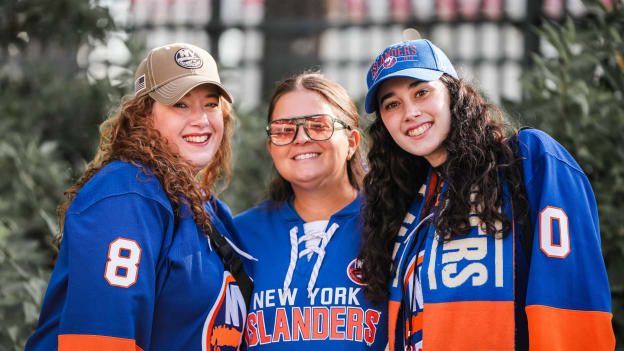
[383,56,397,69]
[135,74,146,93]
[346,258,366,286]
[175,48,203,69]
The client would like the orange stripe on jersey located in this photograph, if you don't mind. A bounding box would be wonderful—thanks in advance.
[423,300,514,351]
[402,254,424,294]
[387,300,401,351]
[405,313,422,337]
[526,304,615,350]
[59,334,143,351]
[434,181,444,206]
[421,172,439,219]
[403,264,415,294]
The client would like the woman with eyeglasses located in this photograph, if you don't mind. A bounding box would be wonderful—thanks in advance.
[231,71,388,350]
[358,39,614,350]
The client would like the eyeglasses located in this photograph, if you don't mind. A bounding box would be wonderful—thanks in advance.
[266,114,351,146]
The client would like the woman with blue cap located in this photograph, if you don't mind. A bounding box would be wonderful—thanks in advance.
[358,39,614,350]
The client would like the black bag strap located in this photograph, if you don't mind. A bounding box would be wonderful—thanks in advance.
[203,224,254,310]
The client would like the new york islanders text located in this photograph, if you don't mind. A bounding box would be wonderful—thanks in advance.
[246,287,381,346]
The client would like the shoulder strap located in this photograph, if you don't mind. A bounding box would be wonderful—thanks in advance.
[204,224,254,310]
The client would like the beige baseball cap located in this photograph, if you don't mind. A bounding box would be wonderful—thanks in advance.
[134,43,233,105]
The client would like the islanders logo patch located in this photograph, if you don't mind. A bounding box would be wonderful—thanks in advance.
[383,56,397,69]
[202,272,247,351]
[175,47,203,69]
[347,258,366,286]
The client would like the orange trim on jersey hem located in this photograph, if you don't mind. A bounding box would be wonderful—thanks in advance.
[387,300,401,351]
[526,304,615,350]
[423,300,514,351]
[59,334,144,351]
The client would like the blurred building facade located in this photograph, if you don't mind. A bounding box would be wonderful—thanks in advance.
[99,0,609,110]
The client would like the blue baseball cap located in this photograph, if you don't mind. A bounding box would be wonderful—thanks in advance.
[364,39,458,113]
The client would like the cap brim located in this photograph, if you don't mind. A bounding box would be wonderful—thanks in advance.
[364,68,444,114]
[150,75,233,106]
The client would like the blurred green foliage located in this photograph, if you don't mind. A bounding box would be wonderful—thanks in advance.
[221,106,274,213]
[504,0,624,345]
[0,135,68,349]
[0,0,120,349]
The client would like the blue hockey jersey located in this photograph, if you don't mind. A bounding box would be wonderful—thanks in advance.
[232,195,388,350]
[25,160,250,351]
[388,129,614,350]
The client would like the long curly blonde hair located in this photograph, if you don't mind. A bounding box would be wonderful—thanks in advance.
[56,92,234,245]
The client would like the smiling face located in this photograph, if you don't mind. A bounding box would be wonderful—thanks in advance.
[150,84,224,172]
[377,77,452,167]
[267,89,359,192]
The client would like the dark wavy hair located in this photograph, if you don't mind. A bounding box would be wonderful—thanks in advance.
[359,75,529,304]
[56,91,234,246]
[265,71,365,201]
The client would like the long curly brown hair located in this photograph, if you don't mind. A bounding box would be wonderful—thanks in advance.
[359,75,529,304]
[266,71,365,202]
[56,92,234,245]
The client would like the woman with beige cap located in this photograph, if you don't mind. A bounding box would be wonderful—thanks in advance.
[25,43,253,351]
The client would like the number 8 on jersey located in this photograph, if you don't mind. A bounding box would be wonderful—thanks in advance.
[105,237,142,288]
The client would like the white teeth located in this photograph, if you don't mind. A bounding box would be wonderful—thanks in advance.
[184,135,209,143]
[294,153,319,160]
[407,123,432,137]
